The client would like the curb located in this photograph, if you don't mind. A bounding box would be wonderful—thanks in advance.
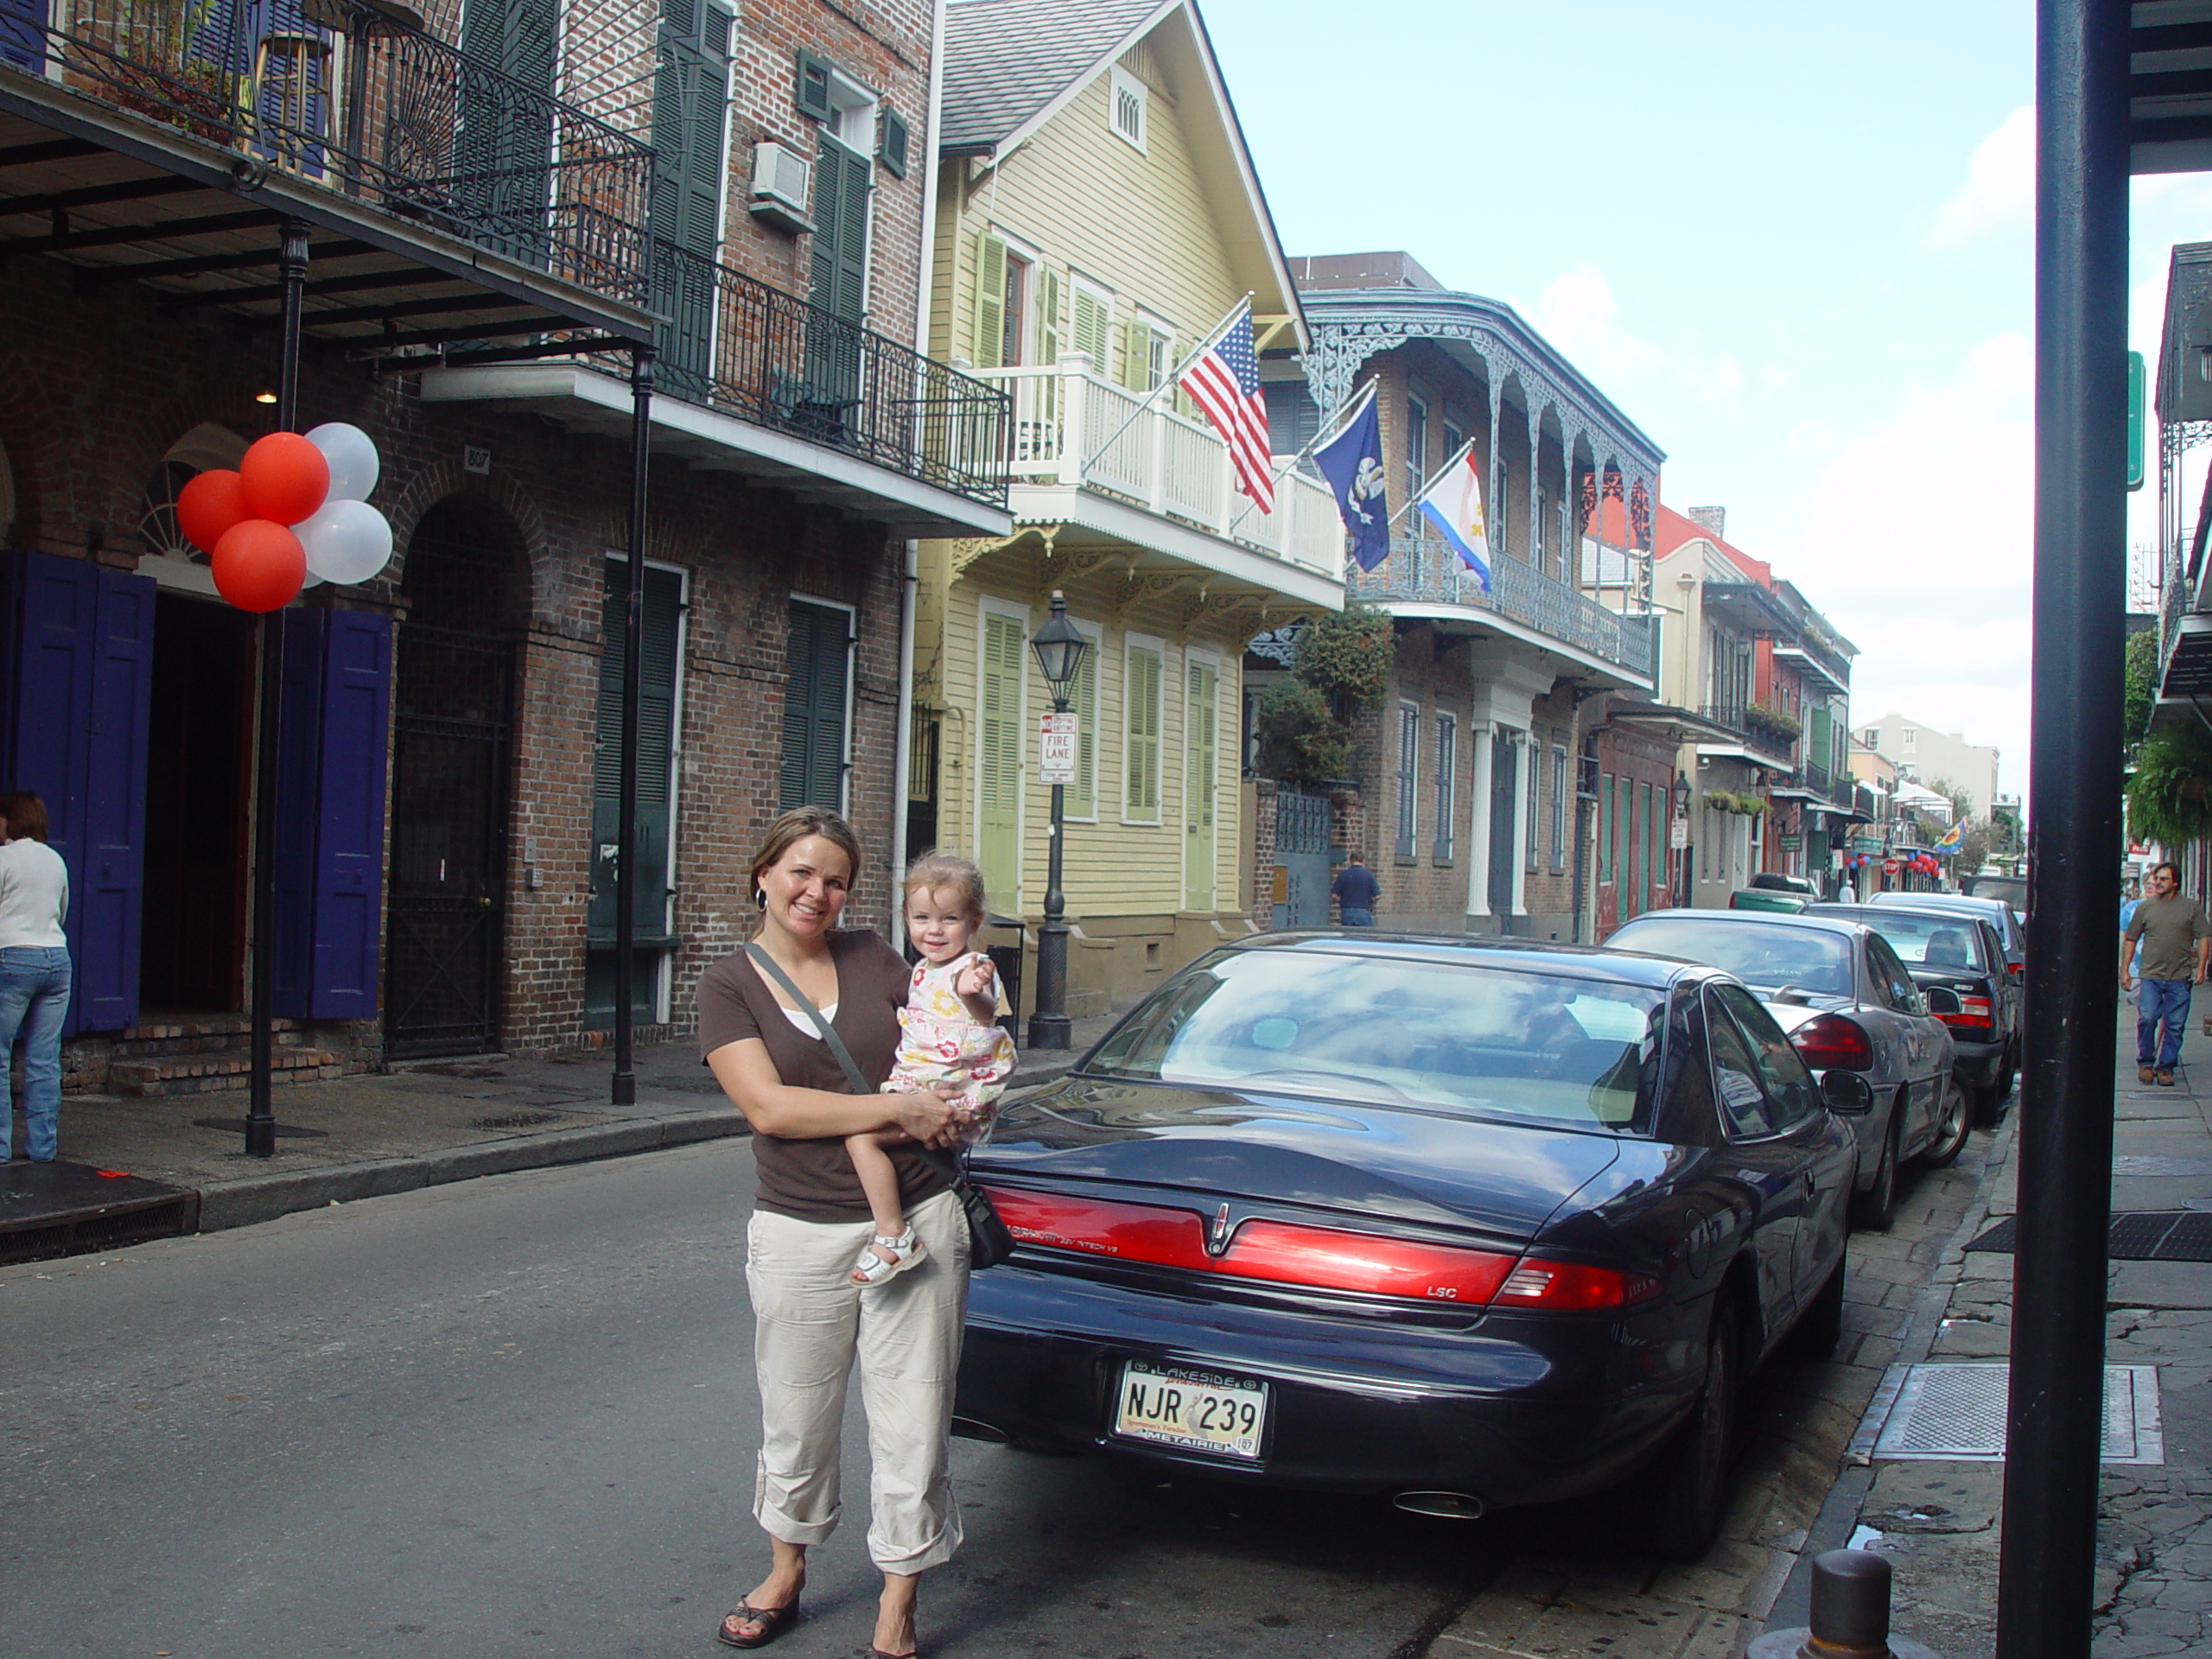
[194,1107,747,1232]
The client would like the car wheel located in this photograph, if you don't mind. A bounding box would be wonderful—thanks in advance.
[1850,1106,1901,1232]
[1921,1078,1971,1168]
[1632,1306,1740,1560]
[1788,1245,1847,1362]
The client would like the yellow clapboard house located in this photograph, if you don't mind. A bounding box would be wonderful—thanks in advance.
[912,0,1341,1017]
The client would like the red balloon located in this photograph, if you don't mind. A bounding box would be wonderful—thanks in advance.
[211,519,306,613]
[239,431,330,525]
[175,469,249,555]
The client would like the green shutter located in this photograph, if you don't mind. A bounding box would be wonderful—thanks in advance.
[590,560,683,944]
[794,49,832,119]
[809,137,870,321]
[779,600,850,811]
[648,22,730,396]
[978,613,1025,912]
[1071,286,1109,371]
[971,232,1007,371]
[1118,316,1147,391]
[878,106,909,177]
[1035,266,1061,366]
[455,0,556,260]
[1184,660,1217,910]
[1069,632,1096,817]
[1126,646,1160,818]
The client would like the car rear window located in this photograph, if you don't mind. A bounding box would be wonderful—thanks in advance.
[1857,912,1990,972]
[1082,950,1666,1133]
[1610,918,1853,996]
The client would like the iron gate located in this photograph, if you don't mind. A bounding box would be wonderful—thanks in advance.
[385,625,512,1058]
[1272,789,1333,930]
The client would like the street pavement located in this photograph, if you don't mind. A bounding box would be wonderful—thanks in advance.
[4,1039,2006,1659]
[1810,1017,2212,1659]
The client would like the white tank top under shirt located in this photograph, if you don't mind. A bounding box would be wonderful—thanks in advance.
[779,1001,837,1036]
[0,839,69,949]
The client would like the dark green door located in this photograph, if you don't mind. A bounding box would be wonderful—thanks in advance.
[780,599,850,812]
[588,560,683,1027]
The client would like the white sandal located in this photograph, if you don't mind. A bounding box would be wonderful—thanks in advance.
[851,1227,927,1286]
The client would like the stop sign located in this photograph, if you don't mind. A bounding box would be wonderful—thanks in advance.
[1882,858,1901,875]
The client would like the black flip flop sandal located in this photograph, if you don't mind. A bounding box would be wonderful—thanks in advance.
[717,1599,798,1649]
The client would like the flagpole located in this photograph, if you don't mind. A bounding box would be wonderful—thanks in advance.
[1220,378,1380,540]
[1084,292,1252,466]
[1389,434,1481,529]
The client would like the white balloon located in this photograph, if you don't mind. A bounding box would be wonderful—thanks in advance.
[299,499,393,585]
[300,568,326,588]
[304,422,380,503]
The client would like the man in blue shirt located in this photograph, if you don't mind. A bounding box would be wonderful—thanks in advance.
[1331,853,1380,927]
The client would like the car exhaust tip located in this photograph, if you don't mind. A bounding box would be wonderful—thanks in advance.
[1392,1491,1485,1519]
[950,1417,1010,1444]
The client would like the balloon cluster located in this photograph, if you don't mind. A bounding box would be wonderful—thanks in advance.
[175,423,390,613]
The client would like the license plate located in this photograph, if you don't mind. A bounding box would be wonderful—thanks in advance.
[1111,1360,1268,1459]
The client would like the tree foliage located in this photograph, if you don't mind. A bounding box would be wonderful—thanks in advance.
[1249,605,1396,785]
[2125,626,2159,750]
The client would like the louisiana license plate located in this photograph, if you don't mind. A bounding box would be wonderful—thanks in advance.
[1112,1360,1268,1459]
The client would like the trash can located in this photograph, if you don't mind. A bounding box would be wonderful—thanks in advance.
[986,912,1026,1046]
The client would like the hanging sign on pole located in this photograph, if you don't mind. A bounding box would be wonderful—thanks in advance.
[1039,711,1077,785]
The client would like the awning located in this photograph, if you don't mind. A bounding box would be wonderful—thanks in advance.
[1605,701,1739,745]
[1702,581,1800,640]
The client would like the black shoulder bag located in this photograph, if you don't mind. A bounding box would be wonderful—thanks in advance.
[743,943,1017,1269]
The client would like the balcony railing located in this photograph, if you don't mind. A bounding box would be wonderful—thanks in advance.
[628,244,1010,509]
[1698,700,1796,760]
[4,0,652,307]
[1348,534,1655,679]
[1802,760,1831,792]
[966,359,1342,578]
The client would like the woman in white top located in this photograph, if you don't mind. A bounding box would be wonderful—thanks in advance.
[0,791,72,1162]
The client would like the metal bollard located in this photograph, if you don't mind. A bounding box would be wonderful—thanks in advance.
[1746,1549,1942,1659]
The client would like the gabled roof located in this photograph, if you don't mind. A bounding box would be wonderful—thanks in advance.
[941,0,1173,156]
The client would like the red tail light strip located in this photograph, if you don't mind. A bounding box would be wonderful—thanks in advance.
[1791,1013,1875,1071]
[981,1186,1656,1310]
[1935,995,1995,1032]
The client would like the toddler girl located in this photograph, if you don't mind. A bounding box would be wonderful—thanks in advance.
[848,852,1017,1285]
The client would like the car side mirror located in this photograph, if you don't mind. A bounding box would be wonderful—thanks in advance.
[1923,987,1961,1019]
[1821,1071,1874,1114]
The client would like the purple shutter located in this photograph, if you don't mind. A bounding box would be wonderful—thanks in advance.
[272,609,391,1020]
[0,0,44,72]
[2,552,153,1034]
[76,570,156,1031]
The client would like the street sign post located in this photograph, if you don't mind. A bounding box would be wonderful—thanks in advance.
[1039,711,1077,785]
[2127,349,2145,492]
[1669,816,1689,850]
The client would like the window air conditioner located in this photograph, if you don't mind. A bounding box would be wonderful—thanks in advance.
[749,142,814,233]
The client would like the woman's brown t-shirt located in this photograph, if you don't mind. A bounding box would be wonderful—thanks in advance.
[696,929,950,1223]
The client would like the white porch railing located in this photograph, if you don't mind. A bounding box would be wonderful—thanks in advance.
[971,359,1342,579]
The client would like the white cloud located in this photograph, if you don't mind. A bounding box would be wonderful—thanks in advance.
[1922,106,2034,252]
[1531,263,1662,378]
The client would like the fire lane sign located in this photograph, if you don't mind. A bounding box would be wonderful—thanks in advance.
[1039,712,1077,785]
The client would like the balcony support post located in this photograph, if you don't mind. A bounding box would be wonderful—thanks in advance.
[612,344,655,1108]
[1997,2,2128,1654]
[1057,358,1089,488]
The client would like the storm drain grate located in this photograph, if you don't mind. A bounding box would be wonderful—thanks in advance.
[1966,1211,2212,1260]
[1855,1364,2163,1464]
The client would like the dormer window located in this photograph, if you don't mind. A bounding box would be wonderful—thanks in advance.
[1109,64,1147,151]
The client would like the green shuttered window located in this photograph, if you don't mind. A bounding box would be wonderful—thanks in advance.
[977,612,1025,912]
[780,599,850,812]
[591,560,683,944]
[1125,645,1161,821]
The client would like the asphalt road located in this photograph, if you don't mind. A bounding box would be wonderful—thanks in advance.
[0,1141,1495,1659]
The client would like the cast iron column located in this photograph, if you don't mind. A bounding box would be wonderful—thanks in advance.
[1997,4,2128,1656]
[245,218,310,1159]
[612,346,653,1106]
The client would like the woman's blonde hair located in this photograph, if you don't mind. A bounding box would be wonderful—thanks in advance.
[902,850,988,923]
[747,805,864,906]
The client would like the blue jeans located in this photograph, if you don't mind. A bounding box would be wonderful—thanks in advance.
[1339,907,1373,927]
[2138,977,2192,1071]
[0,946,71,1160]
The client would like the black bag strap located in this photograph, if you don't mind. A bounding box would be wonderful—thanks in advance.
[744,940,970,1190]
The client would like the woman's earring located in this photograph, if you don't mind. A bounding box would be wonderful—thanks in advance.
[754,887,766,911]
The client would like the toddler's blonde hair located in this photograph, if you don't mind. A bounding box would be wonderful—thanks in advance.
[903,850,988,924]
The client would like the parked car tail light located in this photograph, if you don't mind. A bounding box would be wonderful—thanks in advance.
[2009,960,2024,981]
[1491,1256,1664,1312]
[980,1188,1532,1307]
[1791,1013,1874,1071]
[1934,994,1995,1033]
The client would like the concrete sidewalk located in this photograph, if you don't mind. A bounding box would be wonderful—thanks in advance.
[1768,1009,2212,1659]
[14,1010,1126,1235]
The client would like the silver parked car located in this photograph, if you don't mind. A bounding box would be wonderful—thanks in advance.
[1605,910,1966,1230]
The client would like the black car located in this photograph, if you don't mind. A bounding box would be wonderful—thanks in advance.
[1807,903,2014,1124]
[957,934,1857,1559]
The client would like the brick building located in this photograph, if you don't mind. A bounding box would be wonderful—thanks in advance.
[0,0,1007,1096]
[1267,252,1663,942]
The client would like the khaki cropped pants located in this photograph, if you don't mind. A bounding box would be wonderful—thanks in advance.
[744,1187,969,1573]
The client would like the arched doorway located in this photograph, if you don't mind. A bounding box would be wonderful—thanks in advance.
[138,424,255,1013]
[385,496,529,1057]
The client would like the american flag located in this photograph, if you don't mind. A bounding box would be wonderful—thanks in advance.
[1179,305,1273,512]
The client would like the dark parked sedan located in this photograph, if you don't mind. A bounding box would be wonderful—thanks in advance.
[956,934,1857,1559]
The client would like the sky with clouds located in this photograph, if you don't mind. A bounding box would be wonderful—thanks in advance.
[1199,0,2210,804]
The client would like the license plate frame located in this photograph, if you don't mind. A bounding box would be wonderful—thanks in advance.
[1110,1358,1268,1460]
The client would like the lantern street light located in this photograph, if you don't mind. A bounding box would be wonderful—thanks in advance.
[1029,591,1088,1049]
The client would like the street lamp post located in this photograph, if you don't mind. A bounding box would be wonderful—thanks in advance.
[1673,772,1693,905]
[1028,591,1088,1050]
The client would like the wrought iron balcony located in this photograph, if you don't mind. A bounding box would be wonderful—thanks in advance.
[1349,535,1655,680]
[3,0,652,307]
[1698,699,1796,760]
[966,359,1343,580]
[641,243,1009,510]
[1802,760,1830,792]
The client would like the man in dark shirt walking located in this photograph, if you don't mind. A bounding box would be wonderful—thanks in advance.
[1331,853,1380,927]
[2122,861,2212,1084]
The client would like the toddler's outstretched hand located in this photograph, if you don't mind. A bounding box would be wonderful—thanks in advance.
[955,955,998,1021]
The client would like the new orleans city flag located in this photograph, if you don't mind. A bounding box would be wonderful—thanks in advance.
[1416,444,1491,594]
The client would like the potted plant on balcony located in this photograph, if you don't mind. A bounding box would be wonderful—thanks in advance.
[1744,703,1802,744]
[2127,721,2212,844]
